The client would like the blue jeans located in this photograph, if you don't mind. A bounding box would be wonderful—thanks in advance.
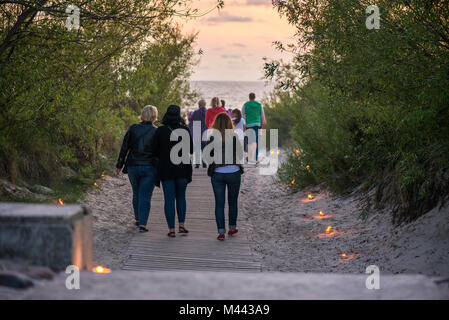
[127,166,157,226]
[162,178,188,229]
[211,171,241,234]
[247,126,260,161]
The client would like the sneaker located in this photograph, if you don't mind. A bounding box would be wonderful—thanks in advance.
[228,229,238,236]
[139,226,149,233]
[217,234,225,241]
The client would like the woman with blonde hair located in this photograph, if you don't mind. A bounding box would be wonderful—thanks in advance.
[206,113,244,240]
[205,97,231,128]
[116,105,159,232]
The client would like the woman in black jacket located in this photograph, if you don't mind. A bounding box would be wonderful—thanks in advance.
[151,105,193,237]
[116,106,158,233]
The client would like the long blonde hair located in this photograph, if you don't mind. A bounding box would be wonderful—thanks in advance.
[212,113,234,139]
[210,97,222,109]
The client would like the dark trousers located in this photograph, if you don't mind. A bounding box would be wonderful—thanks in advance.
[127,166,157,226]
[211,171,242,234]
[162,178,188,229]
[247,126,260,161]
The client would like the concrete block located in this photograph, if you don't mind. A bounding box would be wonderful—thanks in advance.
[0,203,93,271]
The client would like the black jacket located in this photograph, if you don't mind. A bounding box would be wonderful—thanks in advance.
[116,122,158,169]
[151,124,193,183]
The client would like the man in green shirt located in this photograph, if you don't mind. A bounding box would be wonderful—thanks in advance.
[242,93,265,162]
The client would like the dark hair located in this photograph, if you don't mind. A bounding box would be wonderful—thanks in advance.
[162,104,186,126]
[221,100,226,108]
[249,93,256,100]
[231,108,242,126]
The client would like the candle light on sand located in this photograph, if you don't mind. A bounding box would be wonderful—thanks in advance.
[319,210,325,217]
[308,194,314,200]
[94,182,99,187]
[341,253,348,259]
[58,198,64,206]
[291,179,295,185]
[92,266,111,274]
[325,226,332,234]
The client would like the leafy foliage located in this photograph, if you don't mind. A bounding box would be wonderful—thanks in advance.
[266,0,449,223]
[0,0,218,198]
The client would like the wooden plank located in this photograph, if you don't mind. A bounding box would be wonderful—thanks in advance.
[122,169,261,272]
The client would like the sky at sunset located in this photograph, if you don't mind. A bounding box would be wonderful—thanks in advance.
[179,0,296,81]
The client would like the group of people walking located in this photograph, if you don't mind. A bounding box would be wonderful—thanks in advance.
[116,94,265,240]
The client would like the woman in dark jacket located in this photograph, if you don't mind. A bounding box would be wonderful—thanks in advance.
[116,106,158,233]
[151,105,193,237]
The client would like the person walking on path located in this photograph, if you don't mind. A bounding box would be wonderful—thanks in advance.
[207,113,244,241]
[242,93,265,162]
[205,97,230,128]
[232,108,246,146]
[151,105,193,238]
[188,99,208,168]
[116,106,159,233]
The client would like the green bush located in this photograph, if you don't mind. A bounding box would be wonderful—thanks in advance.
[266,0,449,223]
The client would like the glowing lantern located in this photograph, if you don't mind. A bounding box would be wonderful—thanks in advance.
[307,194,314,200]
[92,266,111,274]
[58,198,64,206]
[291,179,295,185]
[101,172,105,178]
[325,226,332,234]
[319,210,325,217]
[306,165,310,170]
[277,149,281,155]
[295,149,300,154]
[94,182,99,187]
[341,253,348,259]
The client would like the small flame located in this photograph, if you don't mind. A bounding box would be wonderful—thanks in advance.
[101,172,105,177]
[277,149,281,155]
[94,182,99,187]
[58,198,64,206]
[341,253,348,259]
[92,266,111,274]
[291,179,295,185]
[270,150,274,155]
[295,149,300,154]
[319,210,325,216]
[308,194,314,200]
[325,226,332,234]
[306,165,310,170]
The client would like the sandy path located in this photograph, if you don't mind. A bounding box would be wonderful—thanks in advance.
[83,174,137,269]
[241,167,449,276]
[84,165,449,277]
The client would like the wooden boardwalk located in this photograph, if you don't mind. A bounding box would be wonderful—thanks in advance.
[122,169,261,272]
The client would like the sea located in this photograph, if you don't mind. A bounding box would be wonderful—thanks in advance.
[187,81,274,112]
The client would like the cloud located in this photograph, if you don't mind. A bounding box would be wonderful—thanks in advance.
[246,0,272,5]
[203,12,253,24]
[221,54,241,59]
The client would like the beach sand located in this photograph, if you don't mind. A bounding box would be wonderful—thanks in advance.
[241,166,449,276]
[85,165,449,276]
[83,174,136,269]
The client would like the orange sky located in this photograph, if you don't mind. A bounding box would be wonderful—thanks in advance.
[178,0,296,81]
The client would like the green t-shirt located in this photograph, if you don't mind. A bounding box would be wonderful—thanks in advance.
[243,100,263,127]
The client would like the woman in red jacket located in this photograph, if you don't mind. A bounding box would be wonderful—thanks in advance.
[205,97,230,128]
